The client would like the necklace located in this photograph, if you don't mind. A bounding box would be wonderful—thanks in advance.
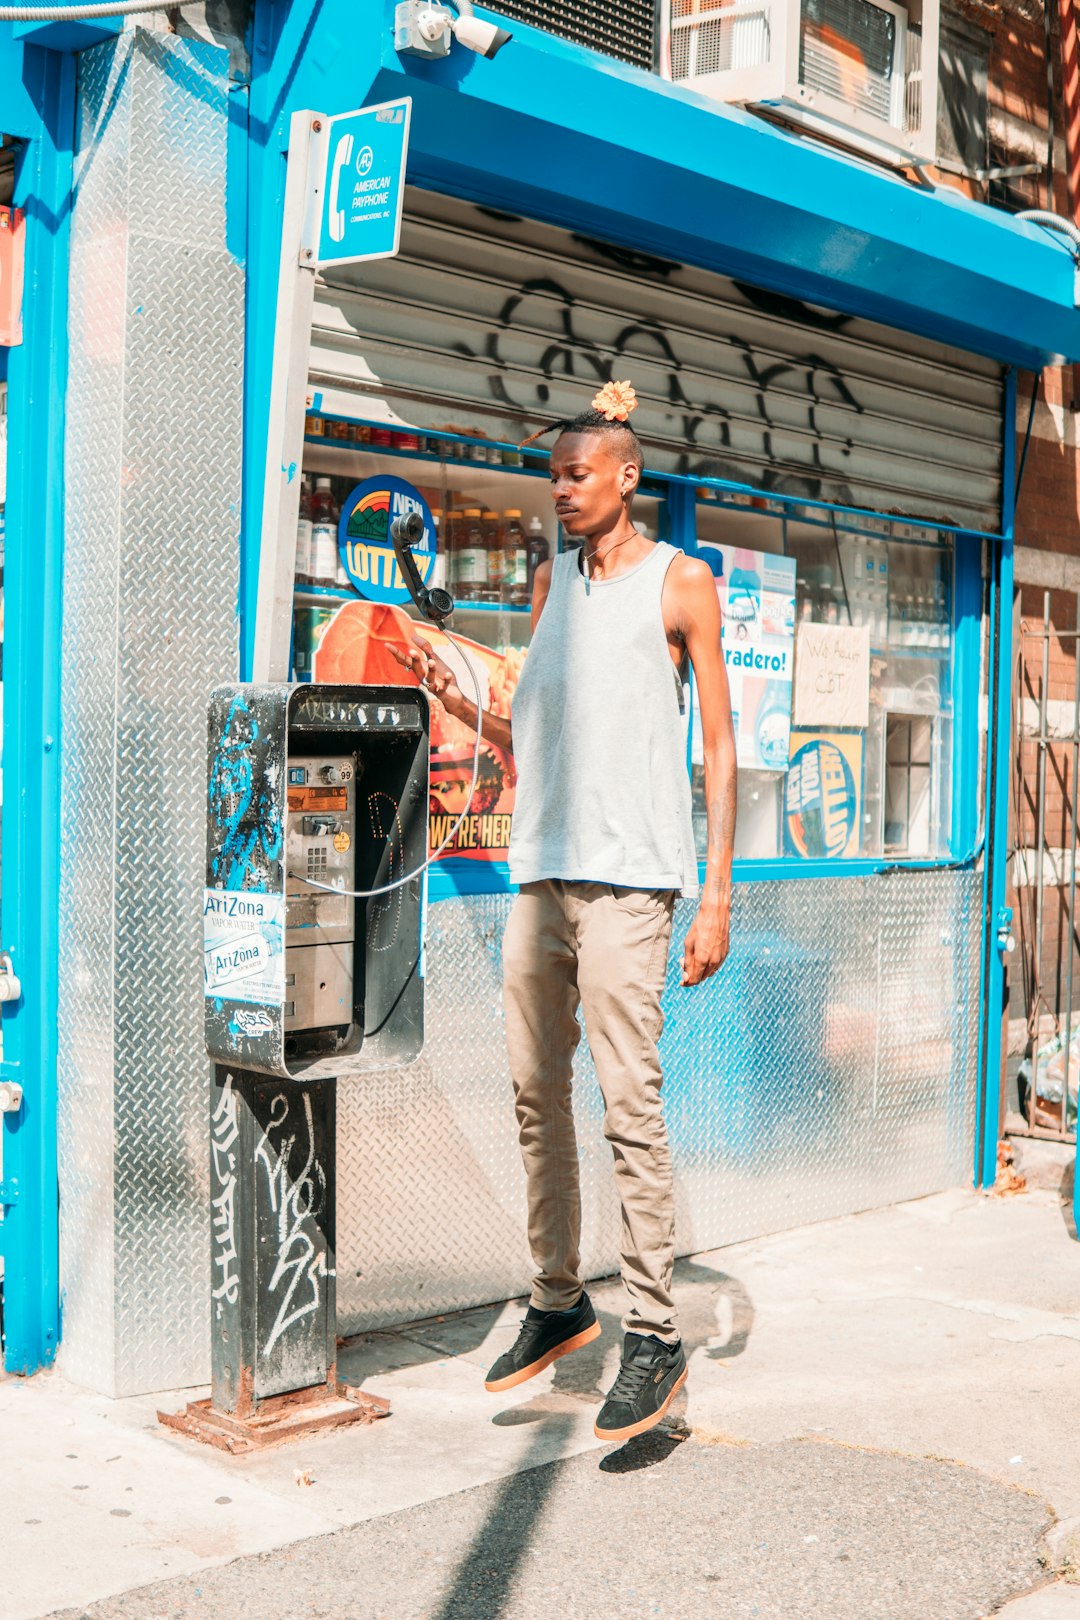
[583,528,641,580]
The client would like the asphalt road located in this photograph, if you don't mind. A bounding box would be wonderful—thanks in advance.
[49,1430,1051,1620]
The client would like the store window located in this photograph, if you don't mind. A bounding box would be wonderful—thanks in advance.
[292,416,968,886]
[691,490,958,864]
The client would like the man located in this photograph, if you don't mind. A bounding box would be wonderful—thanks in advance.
[397,382,736,1441]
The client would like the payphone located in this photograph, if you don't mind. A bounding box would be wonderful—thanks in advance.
[167,684,430,1449]
[204,682,428,1079]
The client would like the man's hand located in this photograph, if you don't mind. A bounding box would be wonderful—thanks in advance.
[682,896,731,986]
[389,635,464,718]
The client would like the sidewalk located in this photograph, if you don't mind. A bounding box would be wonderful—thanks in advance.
[4,1179,1080,1619]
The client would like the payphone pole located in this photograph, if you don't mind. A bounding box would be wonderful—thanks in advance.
[209,1066,340,1416]
[161,682,427,1452]
[161,1066,389,1451]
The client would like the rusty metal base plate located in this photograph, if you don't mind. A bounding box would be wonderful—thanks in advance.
[157,1383,390,1454]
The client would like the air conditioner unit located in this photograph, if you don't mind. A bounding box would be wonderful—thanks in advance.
[660,0,939,167]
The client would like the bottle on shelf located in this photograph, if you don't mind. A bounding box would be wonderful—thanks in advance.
[483,510,504,601]
[889,576,906,648]
[294,478,313,585]
[333,477,351,588]
[900,587,916,649]
[453,508,486,601]
[934,578,950,650]
[504,510,528,607]
[309,477,339,587]
[913,589,928,649]
[442,507,458,591]
[526,515,550,594]
[430,508,449,593]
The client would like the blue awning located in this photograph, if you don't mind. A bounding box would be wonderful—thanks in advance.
[266,1,1080,372]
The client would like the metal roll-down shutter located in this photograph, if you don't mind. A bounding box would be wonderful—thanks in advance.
[309,187,1003,532]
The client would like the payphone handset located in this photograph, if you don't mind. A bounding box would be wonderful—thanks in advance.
[205,684,428,1081]
[390,510,454,626]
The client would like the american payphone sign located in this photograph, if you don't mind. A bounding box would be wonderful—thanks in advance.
[317,98,411,270]
[203,889,285,1006]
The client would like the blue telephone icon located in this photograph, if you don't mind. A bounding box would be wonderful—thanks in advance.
[328,133,354,244]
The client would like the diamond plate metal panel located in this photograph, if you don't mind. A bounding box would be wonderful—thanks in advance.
[336,871,981,1332]
[58,30,241,1395]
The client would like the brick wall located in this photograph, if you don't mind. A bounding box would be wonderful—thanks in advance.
[952,0,1080,1113]
[1007,370,1080,1105]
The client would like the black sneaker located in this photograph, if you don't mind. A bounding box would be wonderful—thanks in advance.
[594,1332,687,1441]
[484,1293,601,1393]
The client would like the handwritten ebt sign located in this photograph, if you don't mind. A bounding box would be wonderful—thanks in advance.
[793,623,871,730]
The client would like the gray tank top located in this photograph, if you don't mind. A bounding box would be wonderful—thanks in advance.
[508,540,699,896]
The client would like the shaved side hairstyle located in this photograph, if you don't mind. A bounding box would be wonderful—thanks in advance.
[521,407,645,474]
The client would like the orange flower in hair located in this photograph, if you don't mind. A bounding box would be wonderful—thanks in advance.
[592,380,638,422]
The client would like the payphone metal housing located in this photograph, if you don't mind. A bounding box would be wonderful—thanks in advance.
[204,683,428,1081]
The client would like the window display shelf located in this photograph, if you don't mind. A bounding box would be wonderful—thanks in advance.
[881,644,952,660]
[288,427,971,880]
[295,584,356,603]
[294,585,531,617]
[452,601,531,617]
[303,436,545,487]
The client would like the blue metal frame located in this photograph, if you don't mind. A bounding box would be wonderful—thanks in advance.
[950,532,986,863]
[975,367,1018,1189]
[0,41,75,1374]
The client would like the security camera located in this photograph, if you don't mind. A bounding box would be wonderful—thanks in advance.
[395,0,511,60]
[451,12,512,57]
[416,5,451,41]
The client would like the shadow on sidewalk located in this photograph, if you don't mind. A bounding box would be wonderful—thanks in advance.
[338,1300,503,1382]
[424,1260,756,1614]
[428,1411,576,1620]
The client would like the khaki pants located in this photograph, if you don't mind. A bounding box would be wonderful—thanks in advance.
[502,880,678,1343]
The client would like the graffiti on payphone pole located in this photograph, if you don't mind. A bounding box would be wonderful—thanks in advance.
[210,1073,240,1309]
[255,1089,329,1359]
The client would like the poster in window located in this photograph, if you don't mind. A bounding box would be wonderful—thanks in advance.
[697,542,796,773]
[784,729,863,859]
[311,599,522,864]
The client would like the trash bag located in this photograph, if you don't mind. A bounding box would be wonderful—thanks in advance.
[1031,1033,1079,1127]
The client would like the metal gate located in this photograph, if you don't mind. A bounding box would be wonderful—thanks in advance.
[308,187,1004,533]
[1013,590,1080,1142]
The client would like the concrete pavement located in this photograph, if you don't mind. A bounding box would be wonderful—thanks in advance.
[4,1181,1080,1619]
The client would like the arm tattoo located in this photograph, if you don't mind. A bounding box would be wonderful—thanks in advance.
[708,768,737,865]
